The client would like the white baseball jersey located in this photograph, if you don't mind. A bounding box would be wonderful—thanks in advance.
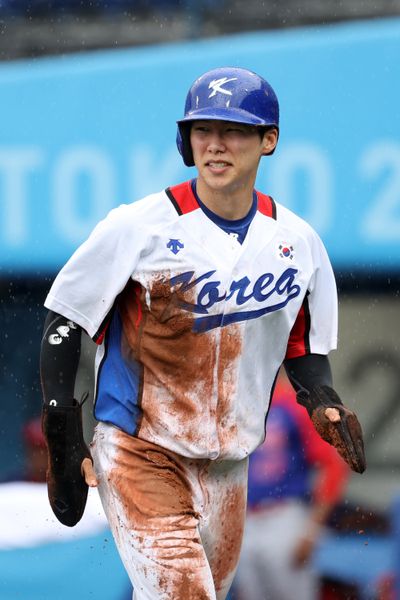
[45,180,338,461]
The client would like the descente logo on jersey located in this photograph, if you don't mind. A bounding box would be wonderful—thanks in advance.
[169,267,301,332]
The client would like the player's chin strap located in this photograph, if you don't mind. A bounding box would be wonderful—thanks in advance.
[42,392,91,527]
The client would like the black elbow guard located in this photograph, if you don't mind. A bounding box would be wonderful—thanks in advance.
[42,398,91,527]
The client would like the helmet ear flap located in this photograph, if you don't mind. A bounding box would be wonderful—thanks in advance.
[176,123,194,167]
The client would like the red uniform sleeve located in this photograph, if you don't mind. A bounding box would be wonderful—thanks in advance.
[285,296,311,359]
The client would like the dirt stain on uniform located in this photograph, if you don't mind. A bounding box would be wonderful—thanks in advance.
[208,482,247,593]
[108,430,216,599]
[216,325,242,453]
[112,274,246,596]
[109,430,197,530]
[119,274,243,453]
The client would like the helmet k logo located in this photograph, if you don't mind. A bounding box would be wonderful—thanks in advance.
[208,77,238,98]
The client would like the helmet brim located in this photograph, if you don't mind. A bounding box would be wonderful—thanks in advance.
[177,106,278,128]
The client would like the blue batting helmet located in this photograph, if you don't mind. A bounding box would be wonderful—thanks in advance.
[176,66,280,166]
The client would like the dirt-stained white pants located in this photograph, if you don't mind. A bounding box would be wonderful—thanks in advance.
[91,422,248,600]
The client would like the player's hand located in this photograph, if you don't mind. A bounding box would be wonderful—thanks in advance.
[81,458,98,487]
[324,407,341,422]
[297,386,366,473]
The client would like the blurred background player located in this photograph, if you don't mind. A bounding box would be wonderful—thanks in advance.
[232,371,349,600]
[0,416,47,483]
[20,417,48,483]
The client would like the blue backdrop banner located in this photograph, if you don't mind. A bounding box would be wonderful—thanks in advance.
[0,18,399,272]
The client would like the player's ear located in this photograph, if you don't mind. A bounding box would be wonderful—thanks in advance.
[261,127,278,155]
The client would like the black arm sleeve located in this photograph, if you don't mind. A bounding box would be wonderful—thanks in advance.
[40,310,83,407]
[283,353,333,394]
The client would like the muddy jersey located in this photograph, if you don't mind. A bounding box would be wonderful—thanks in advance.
[45,180,338,461]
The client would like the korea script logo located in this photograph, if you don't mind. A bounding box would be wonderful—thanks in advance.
[169,267,301,332]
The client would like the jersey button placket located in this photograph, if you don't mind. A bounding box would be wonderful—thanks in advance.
[209,269,237,459]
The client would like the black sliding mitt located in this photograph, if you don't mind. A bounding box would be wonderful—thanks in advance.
[297,385,366,474]
[42,398,91,526]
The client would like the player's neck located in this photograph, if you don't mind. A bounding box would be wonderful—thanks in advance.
[195,178,254,220]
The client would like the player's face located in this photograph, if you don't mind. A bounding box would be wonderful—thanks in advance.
[190,120,277,199]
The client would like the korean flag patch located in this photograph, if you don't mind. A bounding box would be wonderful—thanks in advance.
[278,242,294,260]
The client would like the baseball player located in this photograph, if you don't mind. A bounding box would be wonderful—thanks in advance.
[233,372,349,600]
[40,67,365,600]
